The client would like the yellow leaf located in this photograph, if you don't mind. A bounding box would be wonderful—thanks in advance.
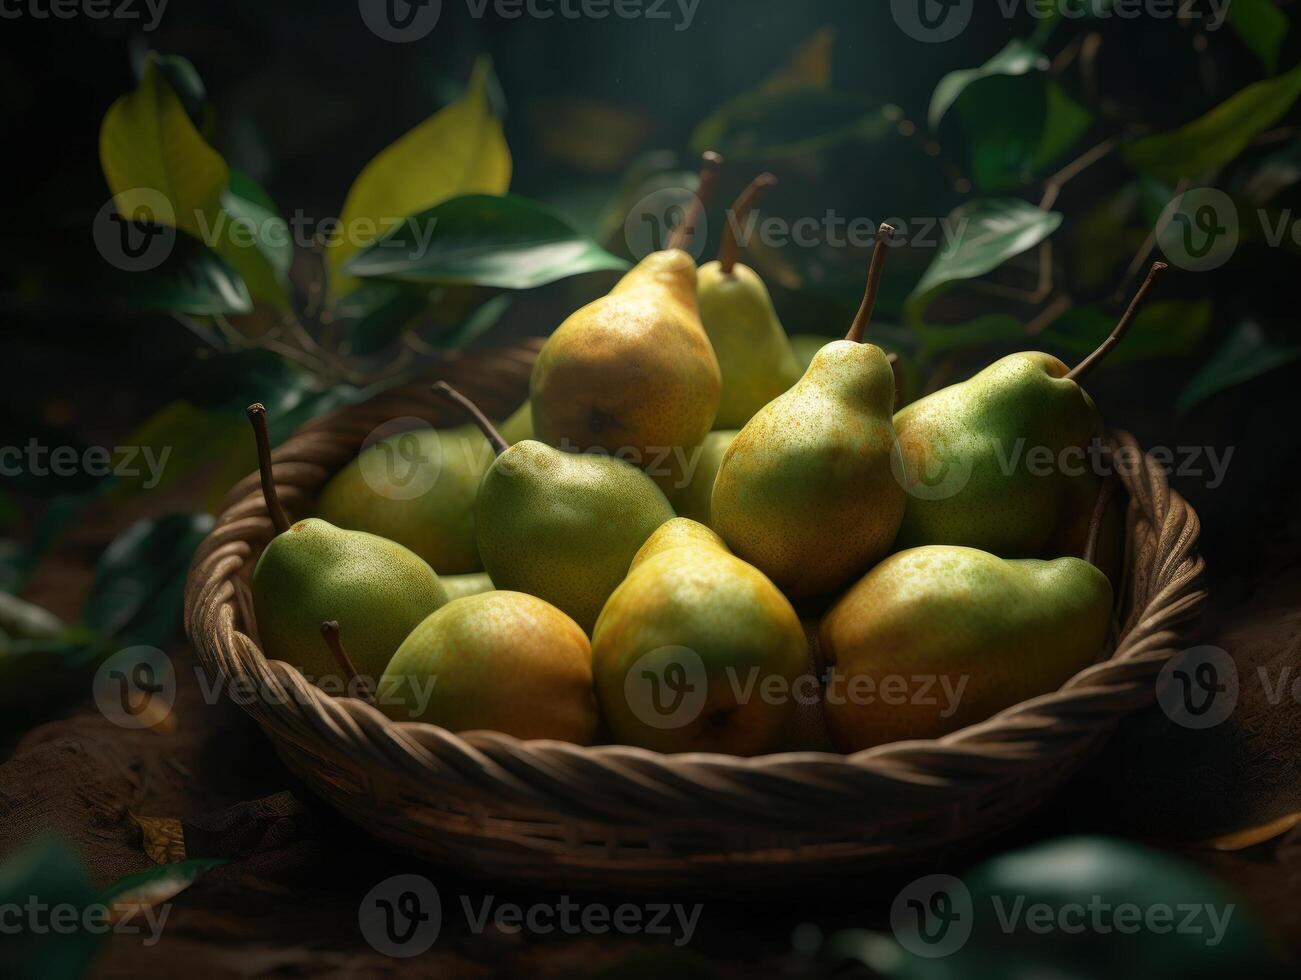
[762,26,836,94]
[130,813,187,864]
[329,57,512,294]
[99,57,229,241]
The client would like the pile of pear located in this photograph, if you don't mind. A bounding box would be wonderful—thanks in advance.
[246,157,1163,758]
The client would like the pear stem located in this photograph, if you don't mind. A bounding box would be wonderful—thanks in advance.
[432,382,509,455]
[246,403,290,535]
[1066,262,1168,383]
[718,173,777,275]
[1082,476,1118,569]
[320,621,373,703]
[666,150,724,252]
[845,224,896,343]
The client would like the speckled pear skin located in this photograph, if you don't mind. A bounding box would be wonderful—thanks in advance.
[378,591,599,743]
[475,440,675,633]
[819,546,1112,751]
[893,352,1102,556]
[316,425,494,575]
[1048,471,1126,588]
[669,429,736,527]
[592,519,808,755]
[697,261,802,429]
[529,249,722,492]
[250,518,448,682]
[710,340,906,598]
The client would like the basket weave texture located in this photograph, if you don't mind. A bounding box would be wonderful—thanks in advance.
[184,339,1207,890]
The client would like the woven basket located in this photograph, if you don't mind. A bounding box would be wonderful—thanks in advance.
[184,339,1207,892]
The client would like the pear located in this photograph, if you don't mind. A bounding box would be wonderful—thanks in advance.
[669,429,736,526]
[711,228,906,598]
[530,153,724,492]
[788,334,835,371]
[696,173,803,429]
[378,591,599,743]
[245,405,447,684]
[316,423,492,574]
[440,571,495,600]
[819,545,1112,751]
[592,519,807,755]
[893,263,1166,556]
[497,399,534,443]
[434,383,674,634]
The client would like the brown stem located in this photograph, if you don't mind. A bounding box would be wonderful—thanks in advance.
[1082,475,1118,568]
[845,224,896,343]
[246,403,290,534]
[320,621,373,703]
[1066,262,1168,382]
[718,172,777,275]
[666,151,724,252]
[432,382,509,455]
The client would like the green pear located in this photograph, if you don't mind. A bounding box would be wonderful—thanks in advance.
[530,153,724,492]
[697,174,802,429]
[592,519,807,755]
[669,429,736,526]
[711,230,906,598]
[379,591,599,743]
[316,423,492,574]
[893,263,1166,556]
[245,406,447,684]
[434,383,674,634]
[819,546,1112,751]
[440,571,495,600]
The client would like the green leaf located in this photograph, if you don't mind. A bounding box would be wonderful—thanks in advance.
[336,281,431,356]
[420,293,513,349]
[1178,319,1301,412]
[914,313,1027,356]
[346,193,629,290]
[114,401,247,497]
[1230,0,1289,75]
[82,513,215,648]
[101,858,226,911]
[908,199,1062,310]
[929,40,1048,131]
[330,57,512,295]
[690,88,900,161]
[209,172,293,310]
[1123,64,1301,182]
[100,55,229,241]
[1034,81,1093,172]
[1042,300,1214,366]
[0,837,103,980]
[99,229,253,316]
[132,50,211,136]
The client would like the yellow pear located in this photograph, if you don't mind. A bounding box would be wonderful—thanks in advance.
[379,591,599,743]
[591,519,807,755]
[530,154,724,492]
